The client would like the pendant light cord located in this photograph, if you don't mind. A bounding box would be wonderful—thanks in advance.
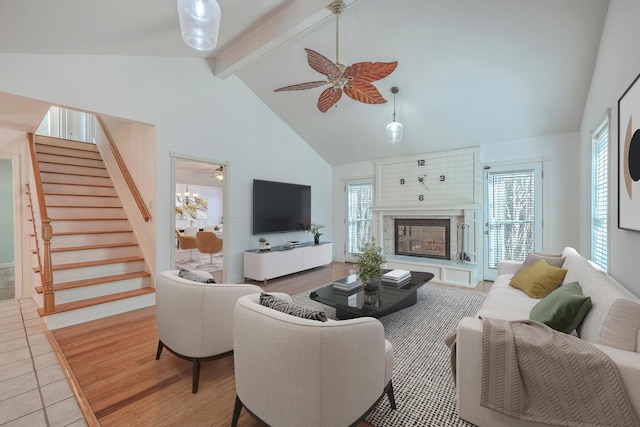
[335,11,340,64]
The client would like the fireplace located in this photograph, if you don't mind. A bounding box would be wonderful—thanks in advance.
[394,218,450,260]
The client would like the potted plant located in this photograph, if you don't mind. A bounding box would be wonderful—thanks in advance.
[308,223,324,245]
[356,238,386,289]
[258,237,270,251]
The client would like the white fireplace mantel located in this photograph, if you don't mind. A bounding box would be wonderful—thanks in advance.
[372,204,480,217]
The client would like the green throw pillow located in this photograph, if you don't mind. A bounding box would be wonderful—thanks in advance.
[530,281,592,334]
[509,259,568,298]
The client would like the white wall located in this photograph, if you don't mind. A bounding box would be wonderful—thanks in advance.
[580,0,640,296]
[0,54,332,284]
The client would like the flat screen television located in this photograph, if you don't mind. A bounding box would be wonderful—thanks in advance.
[253,179,311,234]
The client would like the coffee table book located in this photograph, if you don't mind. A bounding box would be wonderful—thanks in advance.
[332,274,362,292]
[382,277,412,288]
[382,269,411,283]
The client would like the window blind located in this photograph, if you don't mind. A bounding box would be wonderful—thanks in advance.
[346,182,373,253]
[591,119,608,270]
[487,169,536,268]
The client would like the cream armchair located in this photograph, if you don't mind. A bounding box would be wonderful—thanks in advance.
[155,270,262,393]
[232,293,396,427]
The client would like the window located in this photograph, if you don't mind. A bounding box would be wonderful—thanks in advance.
[486,167,539,269]
[591,118,609,270]
[346,179,373,256]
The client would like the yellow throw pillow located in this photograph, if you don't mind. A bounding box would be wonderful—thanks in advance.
[509,259,568,299]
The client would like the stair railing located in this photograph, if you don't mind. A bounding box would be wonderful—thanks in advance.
[95,116,151,222]
[28,134,55,314]
[25,183,43,286]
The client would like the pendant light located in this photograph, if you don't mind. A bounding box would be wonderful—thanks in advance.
[386,86,403,144]
[177,0,221,51]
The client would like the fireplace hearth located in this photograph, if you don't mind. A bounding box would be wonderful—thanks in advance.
[394,218,450,260]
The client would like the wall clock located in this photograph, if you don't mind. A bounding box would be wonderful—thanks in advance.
[397,159,445,201]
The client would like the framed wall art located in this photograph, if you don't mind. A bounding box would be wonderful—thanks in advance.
[618,72,640,231]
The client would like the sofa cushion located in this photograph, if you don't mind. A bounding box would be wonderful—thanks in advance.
[178,269,217,283]
[529,281,592,333]
[259,293,328,322]
[510,259,568,299]
[515,251,565,274]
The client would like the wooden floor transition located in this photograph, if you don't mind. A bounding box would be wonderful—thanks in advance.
[52,262,491,427]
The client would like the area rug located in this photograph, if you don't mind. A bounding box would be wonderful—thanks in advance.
[175,250,223,275]
[292,284,485,427]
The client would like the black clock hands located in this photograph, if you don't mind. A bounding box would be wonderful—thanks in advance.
[418,173,429,190]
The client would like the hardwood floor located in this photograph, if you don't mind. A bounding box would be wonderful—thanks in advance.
[52,262,490,426]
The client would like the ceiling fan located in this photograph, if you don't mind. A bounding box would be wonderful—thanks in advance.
[194,165,224,181]
[274,0,398,113]
[211,165,224,181]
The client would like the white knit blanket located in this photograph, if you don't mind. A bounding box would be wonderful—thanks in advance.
[481,317,640,427]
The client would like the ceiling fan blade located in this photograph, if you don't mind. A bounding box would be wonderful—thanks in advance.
[317,87,343,113]
[274,81,329,92]
[305,48,341,77]
[343,83,387,104]
[344,61,398,85]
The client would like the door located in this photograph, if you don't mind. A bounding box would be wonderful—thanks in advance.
[171,155,227,282]
[483,163,542,280]
[345,178,374,263]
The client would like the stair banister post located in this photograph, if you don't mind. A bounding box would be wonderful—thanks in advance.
[42,218,55,314]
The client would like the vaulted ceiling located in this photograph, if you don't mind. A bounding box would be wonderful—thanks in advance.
[0,0,609,165]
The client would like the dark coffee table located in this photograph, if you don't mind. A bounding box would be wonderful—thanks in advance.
[310,270,434,320]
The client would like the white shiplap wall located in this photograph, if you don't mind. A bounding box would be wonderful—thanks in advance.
[374,147,480,208]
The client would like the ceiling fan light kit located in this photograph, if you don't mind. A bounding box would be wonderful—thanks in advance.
[386,86,403,144]
[274,0,398,112]
[177,0,221,51]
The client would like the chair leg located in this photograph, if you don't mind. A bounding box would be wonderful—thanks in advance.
[192,359,201,393]
[155,341,164,360]
[231,395,243,427]
[209,253,213,264]
[385,381,397,410]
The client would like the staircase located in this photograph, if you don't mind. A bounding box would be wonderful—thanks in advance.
[30,135,154,329]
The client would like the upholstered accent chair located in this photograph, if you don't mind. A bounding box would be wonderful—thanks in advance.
[232,293,396,426]
[195,231,223,264]
[175,229,197,261]
[155,270,262,393]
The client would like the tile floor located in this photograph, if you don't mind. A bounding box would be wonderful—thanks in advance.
[0,298,87,427]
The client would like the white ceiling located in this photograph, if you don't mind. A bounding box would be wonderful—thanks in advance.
[0,0,610,166]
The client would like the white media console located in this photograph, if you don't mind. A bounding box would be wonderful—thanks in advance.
[243,242,332,284]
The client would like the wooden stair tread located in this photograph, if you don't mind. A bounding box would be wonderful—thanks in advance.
[38,159,105,168]
[50,217,128,222]
[53,230,132,236]
[46,205,123,208]
[51,242,138,253]
[36,287,155,317]
[37,170,109,179]
[53,256,144,271]
[34,138,98,152]
[36,271,151,293]
[44,192,118,198]
[35,256,143,273]
[35,148,102,161]
[42,181,114,188]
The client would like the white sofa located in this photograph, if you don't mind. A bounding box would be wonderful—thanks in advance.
[454,247,640,426]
